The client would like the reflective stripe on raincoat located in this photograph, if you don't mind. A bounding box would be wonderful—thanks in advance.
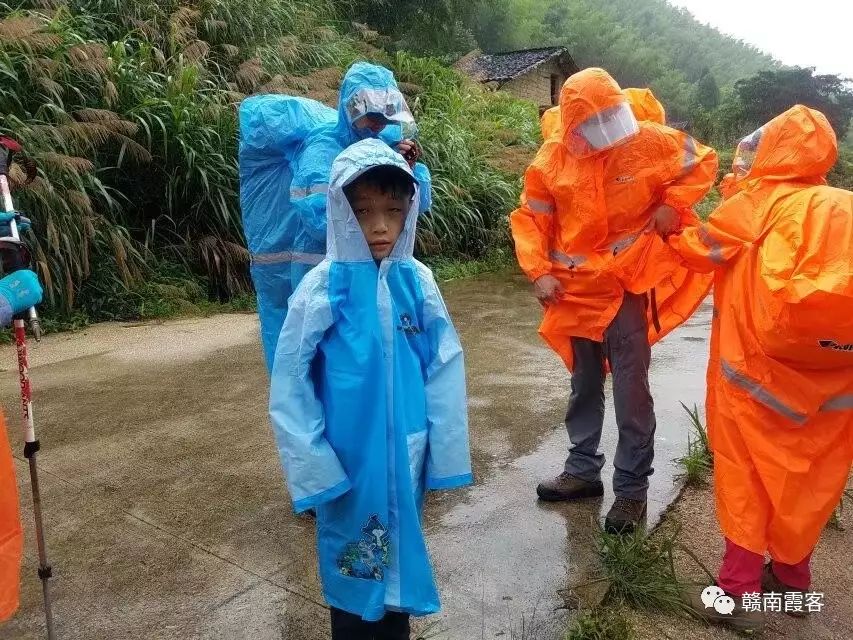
[512,68,717,371]
[290,62,433,291]
[670,105,853,564]
[269,138,472,620]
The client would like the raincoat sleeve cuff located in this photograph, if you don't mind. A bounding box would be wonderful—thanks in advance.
[426,472,473,491]
[292,477,352,513]
[527,267,552,282]
[413,162,432,212]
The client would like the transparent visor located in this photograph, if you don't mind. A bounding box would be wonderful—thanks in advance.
[733,127,763,178]
[346,87,415,129]
[568,102,639,157]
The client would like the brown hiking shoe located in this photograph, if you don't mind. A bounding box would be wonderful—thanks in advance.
[683,584,765,634]
[536,472,604,502]
[761,563,810,617]
[604,497,647,534]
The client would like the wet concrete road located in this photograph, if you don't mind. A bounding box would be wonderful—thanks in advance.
[0,271,711,640]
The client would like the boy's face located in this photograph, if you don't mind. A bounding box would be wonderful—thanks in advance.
[348,183,409,260]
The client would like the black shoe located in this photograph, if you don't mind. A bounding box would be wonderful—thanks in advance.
[536,472,604,502]
[604,497,647,534]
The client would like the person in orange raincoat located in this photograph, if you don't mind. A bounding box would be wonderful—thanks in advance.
[539,86,666,141]
[667,105,853,633]
[511,68,717,533]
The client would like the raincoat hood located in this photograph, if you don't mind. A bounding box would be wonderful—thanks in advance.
[327,138,419,263]
[559,68,639,157]
[737,104,837,184]
[540,106,561,140]
[336,62,414,146]
[623,87,666,125]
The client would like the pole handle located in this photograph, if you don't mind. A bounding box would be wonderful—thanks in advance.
[0,176,40,340]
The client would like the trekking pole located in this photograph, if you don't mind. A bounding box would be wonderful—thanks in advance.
[0,137,55,640]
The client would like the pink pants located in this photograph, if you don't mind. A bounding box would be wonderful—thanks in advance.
[718,538,812,596]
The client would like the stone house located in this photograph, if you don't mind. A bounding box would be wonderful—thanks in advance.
[455,47,578,110]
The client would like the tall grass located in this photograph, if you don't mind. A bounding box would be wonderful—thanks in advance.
[674,403,712,487]
[0,0,534,322]
[596,527,689,615]
[394,52,536,258]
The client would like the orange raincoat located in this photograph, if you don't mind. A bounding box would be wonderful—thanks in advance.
[513,68,717,371]
[539,87,665,141]
[0,413,21,621]
[670,105,853,564]
[622,87,666,125]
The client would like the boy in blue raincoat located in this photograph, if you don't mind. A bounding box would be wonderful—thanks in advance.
[269,138,471,638]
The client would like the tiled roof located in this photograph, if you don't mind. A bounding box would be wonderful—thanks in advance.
[457,47,574,83]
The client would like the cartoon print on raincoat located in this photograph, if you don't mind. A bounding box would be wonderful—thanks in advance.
[670,105,853,564]
[338,514,391,581]
[269,138,472,621]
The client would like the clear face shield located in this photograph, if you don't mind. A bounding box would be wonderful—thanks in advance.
[346,87,416,139]
[733,127,763,179]
[567,102,639,157]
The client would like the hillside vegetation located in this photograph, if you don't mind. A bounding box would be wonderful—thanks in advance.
[0,0,535,324]
[1,0,850,327]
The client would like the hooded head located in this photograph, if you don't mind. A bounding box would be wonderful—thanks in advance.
[732,104,837,184]
[336,62,416,146]
[327,138,419,263]
[622,87,666,125]
[540,106,561,140]
[559,68,639,157]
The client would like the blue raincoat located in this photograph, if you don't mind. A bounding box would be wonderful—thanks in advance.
[290,62,433,291]
[269,138,471,621]
[239,95,336,371]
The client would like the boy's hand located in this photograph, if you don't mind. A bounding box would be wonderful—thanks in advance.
[533,274,564,306]
[396,139,421,167]
[643,204,680,237]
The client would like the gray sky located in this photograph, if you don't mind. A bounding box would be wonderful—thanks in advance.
[667,0,853,79]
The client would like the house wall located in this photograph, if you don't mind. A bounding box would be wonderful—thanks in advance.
[500,60,567,107]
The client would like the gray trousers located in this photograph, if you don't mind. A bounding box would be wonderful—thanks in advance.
[563,292,656,501]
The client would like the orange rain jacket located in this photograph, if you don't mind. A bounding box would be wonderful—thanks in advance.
[622,87,666,125]
[539,87,666,141]
[0,413,21,621]
[513,68,717,371]
[670,105,853,564]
